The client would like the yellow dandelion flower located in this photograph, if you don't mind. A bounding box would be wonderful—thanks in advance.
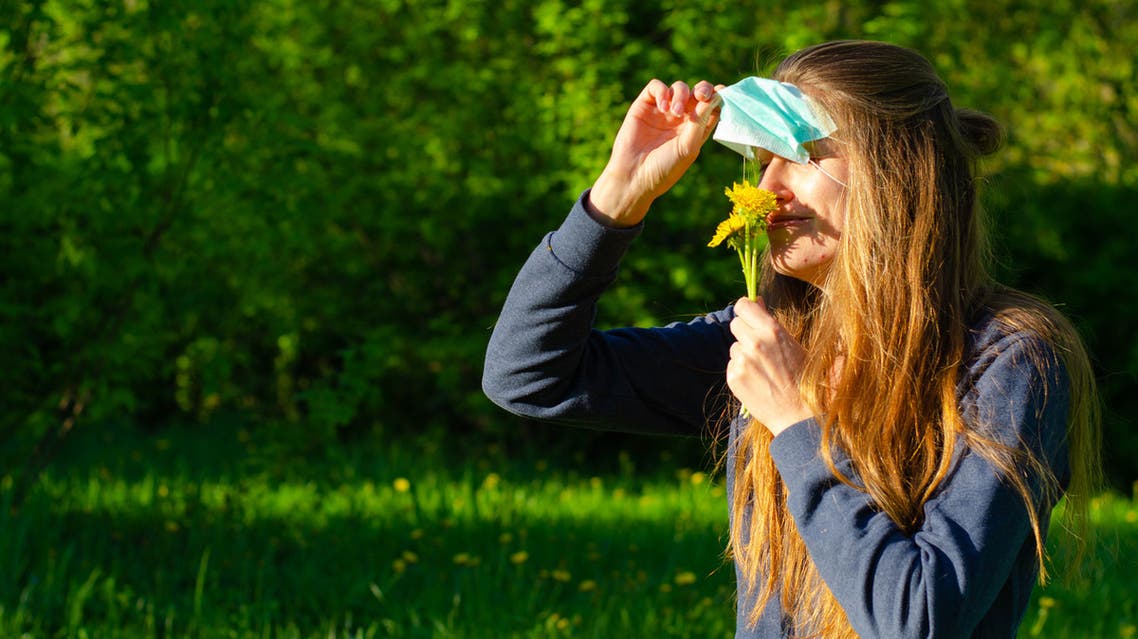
[482,473,500,490]
[510,550,529,565]
[401,551,419,564]
[674,571,698,586]
[709,179,778,302]
[1038,596,1057,609]
[725,181,778,220]
[453,553,471,565]
[556,618,570,630]
[578,579,597,592]
[410,528,424,540]
[392,559,406,573]
[690,471,706,485]
[499,532,514,544]
[393,477,410,492]
[551,569,572,583]
[659,583,673,593]
[707,214,745,248]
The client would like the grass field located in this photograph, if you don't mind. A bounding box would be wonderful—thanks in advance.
[2,420,1135,638]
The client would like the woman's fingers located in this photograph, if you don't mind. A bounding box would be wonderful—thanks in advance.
[731,297,773,334]
[669,81,692,115]
[643,79,720,118]
[644,78,671,112]
[694,80,714,101]
[692,80,722,127]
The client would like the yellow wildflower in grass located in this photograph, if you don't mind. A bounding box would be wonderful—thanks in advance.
[499,532,514,544]
[392,477,411,493]
[453,553,471,565]
[510,550,529,565]
[401,551,418,564]
[392,559,406,574]
[578,579,597,592]
[551,569,572,583]
[674,571,698,586]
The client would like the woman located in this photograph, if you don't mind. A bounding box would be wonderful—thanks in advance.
[482,40,1099,638]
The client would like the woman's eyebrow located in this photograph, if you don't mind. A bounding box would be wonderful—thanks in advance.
[805,138,840,157]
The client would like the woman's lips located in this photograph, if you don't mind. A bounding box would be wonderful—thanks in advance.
[766,214,812,231]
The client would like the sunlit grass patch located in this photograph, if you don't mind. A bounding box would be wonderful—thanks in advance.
[0,423,738,638]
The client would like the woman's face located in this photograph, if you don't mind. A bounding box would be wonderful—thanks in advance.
[757,138,849,287]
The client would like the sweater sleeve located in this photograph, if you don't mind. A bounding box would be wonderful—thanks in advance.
[482,191,735,437]
[768,332,1071,639]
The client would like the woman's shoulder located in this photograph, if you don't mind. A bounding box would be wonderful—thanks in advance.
[964,289,1072,385]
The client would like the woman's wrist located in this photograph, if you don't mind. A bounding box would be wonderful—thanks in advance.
[587,172,652,228]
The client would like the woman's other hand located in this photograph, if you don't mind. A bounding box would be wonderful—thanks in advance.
[727,297,813,436]
[587,79,722,227]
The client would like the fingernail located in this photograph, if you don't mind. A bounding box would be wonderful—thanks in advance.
[672,101,684,115]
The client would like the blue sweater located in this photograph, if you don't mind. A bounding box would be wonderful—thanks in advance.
[482,193,1070,638]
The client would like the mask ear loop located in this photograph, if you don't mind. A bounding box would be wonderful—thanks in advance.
[809,159,848,188]
[806,135,849,188]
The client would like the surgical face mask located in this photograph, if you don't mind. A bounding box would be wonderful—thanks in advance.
[712,76,839,173]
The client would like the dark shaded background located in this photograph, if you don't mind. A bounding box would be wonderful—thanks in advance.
[2,0,1135,488]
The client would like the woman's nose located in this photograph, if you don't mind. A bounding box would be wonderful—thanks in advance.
[758,156,795,205]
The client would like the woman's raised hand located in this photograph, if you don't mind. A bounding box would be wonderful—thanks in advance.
[587,79,722,227]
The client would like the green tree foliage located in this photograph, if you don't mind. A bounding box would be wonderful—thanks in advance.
[1,0,1135,484]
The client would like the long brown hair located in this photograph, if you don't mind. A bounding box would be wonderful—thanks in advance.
[726,40,1101,637]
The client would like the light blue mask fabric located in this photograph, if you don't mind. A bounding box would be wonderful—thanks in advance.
[712,77,836,164]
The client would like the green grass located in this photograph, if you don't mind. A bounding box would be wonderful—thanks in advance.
[1,420,1135,638]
